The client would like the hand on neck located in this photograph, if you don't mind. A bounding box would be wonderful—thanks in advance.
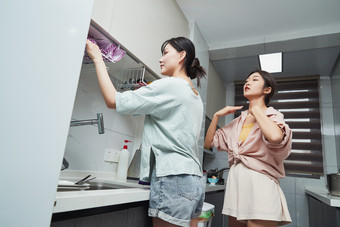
[248,98,267,114]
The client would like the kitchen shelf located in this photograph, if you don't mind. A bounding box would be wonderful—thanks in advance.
[82,20,160,91]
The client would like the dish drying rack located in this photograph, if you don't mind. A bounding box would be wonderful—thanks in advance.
[115,66,148,92]
[82,64,149,92]
[83,52,125,65]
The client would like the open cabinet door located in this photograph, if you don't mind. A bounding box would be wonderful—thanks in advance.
[0,1,94,226]
[62,20,160,180]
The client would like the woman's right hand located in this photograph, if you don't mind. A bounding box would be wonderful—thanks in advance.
[85,39,117,109]
[214,106,243,118]
[86,39,102,62]
[205,105,243,149]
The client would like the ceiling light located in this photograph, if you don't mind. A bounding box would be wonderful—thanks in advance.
[259,52,282,73]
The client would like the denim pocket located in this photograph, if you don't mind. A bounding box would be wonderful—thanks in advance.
[176,175,200,201]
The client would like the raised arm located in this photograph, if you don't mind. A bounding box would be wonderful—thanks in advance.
[204,106,243,149]
[204,115,219,149]
[250,106,283,144]
[85,40,117,109]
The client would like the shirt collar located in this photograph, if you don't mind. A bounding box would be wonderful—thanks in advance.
[240,106,276,117]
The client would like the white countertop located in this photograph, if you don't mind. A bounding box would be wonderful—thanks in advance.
[54,171,225,213]
[305,187,340,207]
[205,184,226,192]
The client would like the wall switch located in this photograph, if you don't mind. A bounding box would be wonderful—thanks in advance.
[104,149,112,162]
[104,149,120,163]
[112,150,120,162]
[104,149,114,162]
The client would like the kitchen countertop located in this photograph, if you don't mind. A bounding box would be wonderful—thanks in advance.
[305,187,340,207]
[54,171,225,213]
[205,183,226,192]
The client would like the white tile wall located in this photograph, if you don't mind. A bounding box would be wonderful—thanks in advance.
[279,176,327,227]
[280,177,296,194]
[63,66,144,175]
[320,77,338,174]
[285,192,297,226]
[296,194,309,227]
[203,148,229,180]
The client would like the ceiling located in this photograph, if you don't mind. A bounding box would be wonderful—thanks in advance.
[176,0,340,83]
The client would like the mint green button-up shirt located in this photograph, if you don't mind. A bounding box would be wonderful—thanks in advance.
[115,77,203,182]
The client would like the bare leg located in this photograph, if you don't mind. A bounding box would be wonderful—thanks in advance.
[190,218,199,227]
[153,217,180,227]
[247,220,277,227]
[229,216,247,227]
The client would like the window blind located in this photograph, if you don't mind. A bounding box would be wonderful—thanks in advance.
[234,76,323,177]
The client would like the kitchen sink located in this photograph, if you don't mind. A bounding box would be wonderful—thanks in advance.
[87,182,134,190]
[57,181,134,192]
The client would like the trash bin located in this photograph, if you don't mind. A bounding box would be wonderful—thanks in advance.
[197,202,215,227]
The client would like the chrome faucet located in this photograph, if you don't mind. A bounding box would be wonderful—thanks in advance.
[70,113,105,134]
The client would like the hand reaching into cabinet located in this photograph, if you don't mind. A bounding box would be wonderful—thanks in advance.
[86,39,102,63]
[85,39,117,109]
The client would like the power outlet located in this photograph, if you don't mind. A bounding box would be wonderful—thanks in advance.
[104,149,120,163]
[111,150,120,162]
[104,149,114,162]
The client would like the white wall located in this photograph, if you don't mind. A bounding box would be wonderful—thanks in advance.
[331,75,340,169]
[0,1,93,226]
[63,65,144,175]
[319,77,338,174]
[225,83,236,123]
[92,0,190,76]
[203,62,229,176]
[206,62,227,127]
[189,21,210,165]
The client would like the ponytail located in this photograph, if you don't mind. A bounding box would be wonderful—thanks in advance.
[161,37,206,87]
[190,58,206,87]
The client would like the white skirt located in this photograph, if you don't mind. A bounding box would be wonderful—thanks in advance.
[222,163,292,226]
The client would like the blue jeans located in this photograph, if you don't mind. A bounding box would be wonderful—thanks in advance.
[148,169,205,227]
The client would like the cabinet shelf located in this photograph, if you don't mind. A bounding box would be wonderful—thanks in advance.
[82,20,160,91]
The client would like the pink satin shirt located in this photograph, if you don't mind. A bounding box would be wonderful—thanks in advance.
[212,107,292,183]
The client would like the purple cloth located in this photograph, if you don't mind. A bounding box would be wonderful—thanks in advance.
[83,35,126,64]
[138,180,150,186]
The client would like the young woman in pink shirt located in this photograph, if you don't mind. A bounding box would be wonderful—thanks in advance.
[205,70,292,227]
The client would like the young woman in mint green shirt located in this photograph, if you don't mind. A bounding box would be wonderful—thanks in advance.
[86,37,206,227]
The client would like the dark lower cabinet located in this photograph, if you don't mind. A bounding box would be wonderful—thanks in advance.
[51,191,227,227]
[308,195,340,227]
[205,190,227,227]
[51,201,152,227]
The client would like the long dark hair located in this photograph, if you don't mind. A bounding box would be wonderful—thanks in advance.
[161,37,206,87]
[246,70,276,106]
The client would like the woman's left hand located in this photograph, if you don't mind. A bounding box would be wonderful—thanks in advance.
[250,106,284,144]
[248,105,263,116]
[86,39,102,62]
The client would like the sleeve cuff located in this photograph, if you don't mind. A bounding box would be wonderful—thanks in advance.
[115,92,125,114]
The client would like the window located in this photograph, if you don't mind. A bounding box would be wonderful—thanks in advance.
[234,76,323,178]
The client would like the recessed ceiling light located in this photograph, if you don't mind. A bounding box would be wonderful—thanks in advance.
[259,52,282,73]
